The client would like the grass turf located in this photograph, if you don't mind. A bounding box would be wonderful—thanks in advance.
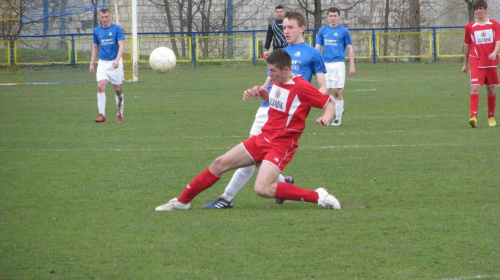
[0,62,499,280]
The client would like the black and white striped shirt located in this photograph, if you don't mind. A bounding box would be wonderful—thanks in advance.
[264,19,288,51]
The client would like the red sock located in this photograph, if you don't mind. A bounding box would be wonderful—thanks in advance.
[470,94,479,117]
[488,94,496,118]
[275,182,319,203]
[178,168,220,203]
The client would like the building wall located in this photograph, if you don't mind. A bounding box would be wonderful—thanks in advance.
[17,0,500,36]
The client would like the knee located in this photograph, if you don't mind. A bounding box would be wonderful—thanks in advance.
[97,84,106,93]
[254,181,272,198]
[209,156,227,177]
[487,86,496,96]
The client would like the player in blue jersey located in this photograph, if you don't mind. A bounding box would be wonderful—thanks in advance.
[90,8,125,123]
[315,7,355,126]
[202,11,328,209]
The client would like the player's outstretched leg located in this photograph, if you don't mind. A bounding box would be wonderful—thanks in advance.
[156,168,220,211]
[275,176,294,204]
[202,165,255,209]
[272,181,341,210]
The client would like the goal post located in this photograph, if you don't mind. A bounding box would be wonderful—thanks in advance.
[109,0,138,82]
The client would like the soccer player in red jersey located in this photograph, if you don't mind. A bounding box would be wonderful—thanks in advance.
[155,49,341,211]
[462,0,500,127]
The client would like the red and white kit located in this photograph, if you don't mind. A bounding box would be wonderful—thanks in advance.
[243,75,331,171]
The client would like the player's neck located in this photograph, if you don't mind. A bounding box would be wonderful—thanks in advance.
[476,17,489,24]
[329,23,339,28]
[289,38,305,45]
[283,74,294,83]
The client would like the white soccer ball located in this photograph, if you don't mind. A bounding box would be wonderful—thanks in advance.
[149,47,176,73]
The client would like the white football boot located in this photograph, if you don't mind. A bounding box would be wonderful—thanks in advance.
[315,188,341,209]
[155,198,190,211]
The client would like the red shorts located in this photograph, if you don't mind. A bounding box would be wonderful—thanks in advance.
[242,133,298,172]
[470,65,499,86]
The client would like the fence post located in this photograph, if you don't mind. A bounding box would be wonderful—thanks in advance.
[371,29,377,64]
[71,35,76,66]
[10,36,15,66]
[432,27,437,62]
[252,31,256,66]
[192,33,197,68]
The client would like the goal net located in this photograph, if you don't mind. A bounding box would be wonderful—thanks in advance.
[0,0,138,85]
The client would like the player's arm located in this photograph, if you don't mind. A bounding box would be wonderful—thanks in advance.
[462,44,470,73]
[314,44,322,51]
[488,41,500,61]
[261,75,272,91]
[114,40,125,69]
[316,101,335,126]
[264,24,274,56]
[90,43,99,74]
[347,44,356,76]
[243,86,269,102]
[315,72,328,94]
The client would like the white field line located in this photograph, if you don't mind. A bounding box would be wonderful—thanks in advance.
[3,142,487,153]
[440,274,500,280]
[351,88,378,92]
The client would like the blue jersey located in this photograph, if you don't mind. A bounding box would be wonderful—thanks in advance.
[93,23,125,61]
[316,24,352,62]
[260,43,324,108]
[283,42,326,82]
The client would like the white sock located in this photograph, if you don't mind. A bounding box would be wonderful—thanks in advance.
[277,174,286,182]
[222,165,256,201]
[330,95,336,106]
[97,93,106,115]
[115,93,124,116]
[335,100,344,120]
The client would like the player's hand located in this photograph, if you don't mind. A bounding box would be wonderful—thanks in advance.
[113,61,119,69]
[89,65,95,74]
[316,116,330,126]
[263,51,269,60]
[461,65,468,73]
[243,86,264,100]
[349,65,356,76]
[488,53,497,61]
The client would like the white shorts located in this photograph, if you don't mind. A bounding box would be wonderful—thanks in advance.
[325,62,346,89]
[249,106,269,136]
[96,59,124,85]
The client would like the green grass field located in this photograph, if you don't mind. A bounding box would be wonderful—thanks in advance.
[1,62,499,280]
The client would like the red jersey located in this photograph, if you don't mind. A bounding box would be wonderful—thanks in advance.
[261,75,331,141]
[464,19,500,68]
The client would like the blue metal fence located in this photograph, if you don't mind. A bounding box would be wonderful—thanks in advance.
[1,26,465,68]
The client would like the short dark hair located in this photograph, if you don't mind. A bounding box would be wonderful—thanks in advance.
[284,11,306,28]
[275,5,284,10]
[473,0,487,10]
[100,8,110,14]
[328,7,341,15]
[266,49,291,70]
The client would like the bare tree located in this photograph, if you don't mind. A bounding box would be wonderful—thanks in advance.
[296,0,365,30]
[1,0,24,38]
[464,0,474,22]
